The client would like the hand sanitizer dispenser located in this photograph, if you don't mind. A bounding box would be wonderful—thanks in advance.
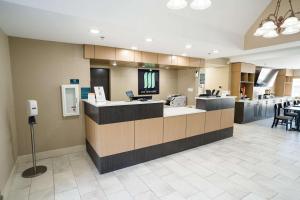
[22,100,47,178]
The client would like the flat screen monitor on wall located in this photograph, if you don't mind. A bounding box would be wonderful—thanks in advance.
[138,69,159,95]
[254,67,279,87]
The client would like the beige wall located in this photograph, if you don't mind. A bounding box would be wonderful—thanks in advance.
[0,29,17,192]
[90,65,179,101]
[245,0,300,49]
[204,59,231,92]
[177,69,198,106]
[9,37,90,155]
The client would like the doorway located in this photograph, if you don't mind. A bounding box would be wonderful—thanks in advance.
[90,68,111,100]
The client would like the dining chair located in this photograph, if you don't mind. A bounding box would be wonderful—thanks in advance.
[271,104,293,131]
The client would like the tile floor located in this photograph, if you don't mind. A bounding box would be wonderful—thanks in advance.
[7,119,300,200]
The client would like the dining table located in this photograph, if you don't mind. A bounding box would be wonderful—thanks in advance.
[284,106,300,131]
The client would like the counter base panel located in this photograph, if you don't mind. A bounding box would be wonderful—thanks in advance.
[86,127,233,174]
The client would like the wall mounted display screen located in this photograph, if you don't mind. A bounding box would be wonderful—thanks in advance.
[138,69,159,95]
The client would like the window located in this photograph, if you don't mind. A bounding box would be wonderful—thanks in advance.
[292,78,300,97]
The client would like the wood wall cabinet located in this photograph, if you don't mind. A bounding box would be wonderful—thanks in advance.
[275,69,294,96]
[141,52,158,64]
[84,44,205,68]
[158,54,172,65]
[134,118,163,149]
[230,62,256,99]
[189,57,204,68]
[163,115,187,143]
[177,56,189,66]
[83,45,95,59]
[116,48,134,62]
[186,113,205,137]
[134,51,142,62]
[95,46,116,60]
[205,110,221,133]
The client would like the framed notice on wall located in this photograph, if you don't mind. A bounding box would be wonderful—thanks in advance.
[138,69,159,95]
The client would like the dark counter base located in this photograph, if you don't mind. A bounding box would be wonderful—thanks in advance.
[86,127,233,174]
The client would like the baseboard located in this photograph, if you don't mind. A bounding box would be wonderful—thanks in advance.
[16,144,85,163]
[2,164,16,199]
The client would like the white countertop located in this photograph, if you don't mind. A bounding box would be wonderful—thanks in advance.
[164,107,206,117]
[83,100,165,107]
[195,96,236,100]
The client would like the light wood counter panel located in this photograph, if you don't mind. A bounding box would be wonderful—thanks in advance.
[85,116,96,149]
[95,121,134,157]
[135,118,163,149]
[163,115,186,143]
[186,112,206,137]
[83,45,95,59]
[204,110,221,133]
[116,48,134,62]
[141,52,158,64]
[220,108,234,129]
[95,46,116,60]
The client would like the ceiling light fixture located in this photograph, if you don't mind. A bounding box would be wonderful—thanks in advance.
[145,38,153,42]
[254,0,300,38]
[89,28,100,34]
[112,61,117,66]
[167,0,211,10]
[167,0,187,10]
[185,44,192,49]
[190,0,212,10]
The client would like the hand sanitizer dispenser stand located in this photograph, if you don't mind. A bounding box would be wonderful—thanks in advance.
[22,100,47,178]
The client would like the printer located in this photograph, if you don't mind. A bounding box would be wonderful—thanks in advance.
[165,95,187,107]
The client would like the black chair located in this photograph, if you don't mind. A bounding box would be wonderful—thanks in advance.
[284,101,298,120]
[272,104,293,131]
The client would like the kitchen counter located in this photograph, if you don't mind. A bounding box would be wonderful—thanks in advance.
[195,96,236,100]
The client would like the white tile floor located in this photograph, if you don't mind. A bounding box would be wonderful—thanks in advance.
[7,119,300,200]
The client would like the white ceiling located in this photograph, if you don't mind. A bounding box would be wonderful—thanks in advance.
[230,46,300,69]
[0,0,272,59]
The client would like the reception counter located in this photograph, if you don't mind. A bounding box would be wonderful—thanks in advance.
[84,97,235,174]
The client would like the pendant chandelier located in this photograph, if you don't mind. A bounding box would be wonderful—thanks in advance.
[254,0,300,38]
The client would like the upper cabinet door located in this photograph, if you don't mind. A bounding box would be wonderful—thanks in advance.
[116,48,134,62]
[141,52,158,64]
[134,51,142,62]
[158,54,172,65]
[241,63,256,74]
[95,46,116,60]
[189,57,202,67]
[83,45,95,59]
[177,56,189,66]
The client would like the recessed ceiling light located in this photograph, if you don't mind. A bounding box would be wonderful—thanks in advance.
[208,49,219,55]
[167,0,187,10]
[190,0,212,10]
[112,61,117,66]
[181,53,187,56]
[90,28,100,34]
[212,49,219,54]
[185,44,192,49]
[131,46,138,50]
[145,38,153,42]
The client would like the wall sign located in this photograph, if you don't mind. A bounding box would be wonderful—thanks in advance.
[70,79,79,84]
[138,69,159,95]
